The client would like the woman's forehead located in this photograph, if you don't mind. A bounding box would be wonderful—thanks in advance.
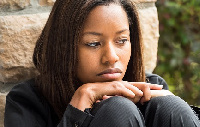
[82,4,129,33]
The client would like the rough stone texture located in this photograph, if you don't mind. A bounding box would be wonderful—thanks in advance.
[138,3,159,73]
[0,93,6,127]
[39,0,56,6]
[0,13,49,83]
[138,0,157,2]
[0,0,30,11]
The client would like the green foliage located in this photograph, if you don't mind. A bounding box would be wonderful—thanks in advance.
[155,0,200,105]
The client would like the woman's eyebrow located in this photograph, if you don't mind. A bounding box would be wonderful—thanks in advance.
[116,29,130,34]
[83,32,102,36]
[83,29,129,36]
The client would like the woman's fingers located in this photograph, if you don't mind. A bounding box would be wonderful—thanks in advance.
[128,82,163,104]
[70,81,167,111]
[148,84,163,90]
[71,81,137,109]
[96,95,113,103]
[129,82,163,90]
[99,81,144,104]
[105,81,136,98]
[71,81,145,110]
[121,81,143,103]
[150,90,174,98]
[95,81,145,104]
[102,95,113,100]
[129,82,151,103]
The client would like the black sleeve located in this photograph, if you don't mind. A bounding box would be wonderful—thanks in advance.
[145,73,169,90]
[4,80,49,127]
[4,79,93,127]
[58,104,93,127]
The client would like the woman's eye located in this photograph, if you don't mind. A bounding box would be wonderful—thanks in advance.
[86,42,101,47]
[117,39,129,44]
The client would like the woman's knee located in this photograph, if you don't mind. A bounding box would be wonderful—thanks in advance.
[91,96,139,115]
[148,95,191,111]
[89,96,145,127]
[146,95,194,115]
[145,95,200,126]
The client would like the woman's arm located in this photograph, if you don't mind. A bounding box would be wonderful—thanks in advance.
[4,81,49,127]
[57,104,93,127]
[4,80,93,127]
[70,81,163,111]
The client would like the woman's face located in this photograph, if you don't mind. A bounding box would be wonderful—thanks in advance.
[77,4,131,84]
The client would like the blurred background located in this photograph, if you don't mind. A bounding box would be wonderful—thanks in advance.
[154,0,200,106]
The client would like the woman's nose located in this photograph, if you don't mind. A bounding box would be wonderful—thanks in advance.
[101,43,119,65]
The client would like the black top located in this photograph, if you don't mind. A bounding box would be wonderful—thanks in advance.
[4,73,168,127]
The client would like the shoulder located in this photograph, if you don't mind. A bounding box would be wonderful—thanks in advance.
[6,78,50,117]
[6,79,40,103]
[145,73,169,90]
[5,79,54,126]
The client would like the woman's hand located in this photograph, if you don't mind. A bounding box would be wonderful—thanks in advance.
[96,84,173,105]
[70,81,151,111]
[150,90,174,98]
[129,82,163,104]
[132,83,174,104]
[70,81,167,111]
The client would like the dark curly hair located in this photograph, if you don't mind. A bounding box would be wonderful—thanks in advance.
[33,0,144,119]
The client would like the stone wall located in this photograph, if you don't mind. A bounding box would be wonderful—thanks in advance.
[0,0,159,126]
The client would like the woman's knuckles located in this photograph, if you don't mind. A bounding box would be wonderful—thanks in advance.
[111,82,126,91]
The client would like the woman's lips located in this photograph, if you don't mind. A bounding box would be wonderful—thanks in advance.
[97,68,122,79]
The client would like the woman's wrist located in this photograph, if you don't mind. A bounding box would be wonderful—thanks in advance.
[70,85,93,111]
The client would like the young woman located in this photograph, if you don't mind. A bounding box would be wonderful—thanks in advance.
[4,0,200,126]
